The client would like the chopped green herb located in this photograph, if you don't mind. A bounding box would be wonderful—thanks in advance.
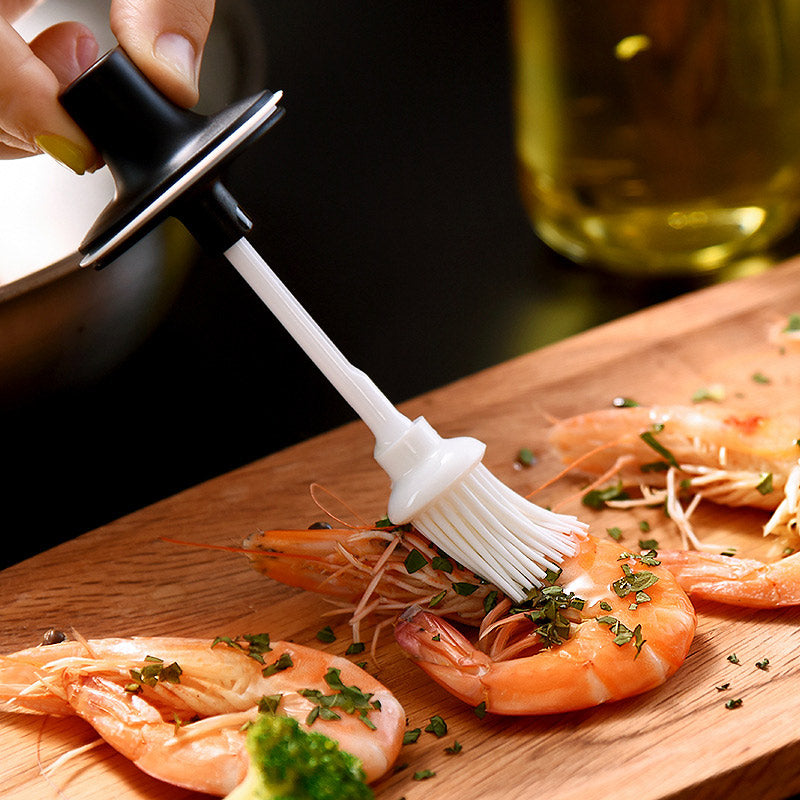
[583,480,630,509]
[452,582,479,596]
[126,656,182,692]
[425,715,448,738]
[430,555,453,573]
[691,385,726,403]
[618,549,661,567]
[640,460,670,473]
[374,517,412,532]
[715,683,730,692]
[756,473,774,495]
[596,616,645,655]
[638,520,651,533]
[299,668,380,730]
[612,563,659,599]
[606,526,623,542]
[262,652,294,677]
[640,429,679,468]
[428,590,447,608]
[211,633,273,664]
[258,694,282,713]
[638,538,659,550]
[751,372,771,384]
[599,601,613,611]
[346,642,366,656]
[474,701,487,718]
[431,634,441,642]
[444,740,463,755]
[316,625,336,644]
[413,770,436,781]
[727,653,740,665]
[511,576,586,648]
[483,589,499,614]
[725,698,743,710]
[404,549,428,573]
[612,396,639,408]
[402,728,421,745]
[784,314,800,332]
[755,658,770,671]
[517,447,537,467]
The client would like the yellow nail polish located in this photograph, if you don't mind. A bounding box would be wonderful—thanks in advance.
[34,134,88,175]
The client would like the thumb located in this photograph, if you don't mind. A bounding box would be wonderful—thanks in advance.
[110,0,215,108]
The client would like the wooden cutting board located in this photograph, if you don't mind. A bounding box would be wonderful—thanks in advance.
[5,257,800,800]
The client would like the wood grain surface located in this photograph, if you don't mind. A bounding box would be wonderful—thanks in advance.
[5,258,800,800]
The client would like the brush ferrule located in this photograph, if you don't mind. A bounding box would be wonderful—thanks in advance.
[375,416,485,524]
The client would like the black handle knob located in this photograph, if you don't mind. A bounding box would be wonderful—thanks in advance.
[60,46,284,268]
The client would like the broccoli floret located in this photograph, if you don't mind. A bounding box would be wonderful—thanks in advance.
[224,713,374,800]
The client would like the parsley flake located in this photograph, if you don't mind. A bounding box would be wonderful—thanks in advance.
[211,634,273,664]
[125,656,182,693]
[583,480,630,509]
[612,396,639,408]
[425,715,448,738]
[404,549,428,574]
[258,694,282,713]
[430,556,453,573]
[316,626,336,643]
[403,728,421,745]
[262,652,293,677]
[784,314,800,332]
[517,448,537,467]
[640,428,679,468]
[756,473,774,495]
[299,668,381,729]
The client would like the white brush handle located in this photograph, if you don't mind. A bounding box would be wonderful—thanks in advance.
[224,238,412,449]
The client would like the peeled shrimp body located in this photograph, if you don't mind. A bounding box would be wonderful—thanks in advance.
[394,536,696,715]
[549,404,800,510]
[657,549,800,608]
[0,635,405,794]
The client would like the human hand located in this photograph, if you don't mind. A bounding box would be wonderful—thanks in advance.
[0,0,215,174]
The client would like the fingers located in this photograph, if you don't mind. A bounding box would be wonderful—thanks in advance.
[28,21,98,86]
[110,0,215,108]
[0,17,99,171]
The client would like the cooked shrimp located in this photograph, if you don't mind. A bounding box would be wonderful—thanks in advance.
[657,549,800,608]
[550,405,799,508]
[549,404,800,550]
[244,525,498,641]
[394,535,696,714]
[0,635,405,793]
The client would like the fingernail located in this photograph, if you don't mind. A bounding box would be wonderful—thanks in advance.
[154,32,198,87]
[75,33,99,72]
[34,134,88,175]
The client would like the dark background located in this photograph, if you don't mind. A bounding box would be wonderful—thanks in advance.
[3,2,797,569]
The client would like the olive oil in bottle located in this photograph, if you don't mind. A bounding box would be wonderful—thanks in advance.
[510,0,800,275]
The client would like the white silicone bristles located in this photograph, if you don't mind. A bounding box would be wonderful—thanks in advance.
[412,464,587,602]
